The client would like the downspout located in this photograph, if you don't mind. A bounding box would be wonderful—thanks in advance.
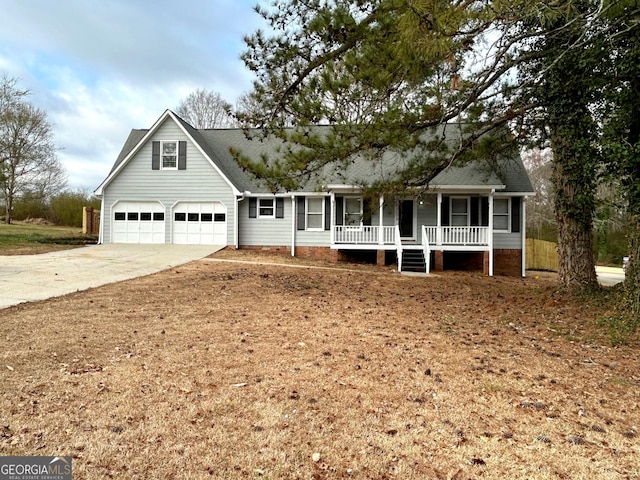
[235,192,246,249]
[521,196,527,277]
[291,194,296,257]
[489,189,495,276]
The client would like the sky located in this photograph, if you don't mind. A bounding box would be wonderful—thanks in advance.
[0,0,265,191]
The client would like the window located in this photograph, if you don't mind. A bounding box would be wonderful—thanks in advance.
[161,141,177,169]
[127,212,139,221]
[153,212,165,221]
[201,213,213,222]
[188,213,199,222]
[114,212,125,221]
[140,212,152,221]
[450,197,469,226]
[174,212,186,221]
[258,198,275,218]
[493,198,510,231]
[344,197,362,226]
[214,213,226,222]
[306,197,324,230]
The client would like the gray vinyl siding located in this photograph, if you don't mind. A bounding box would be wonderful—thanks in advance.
[422,195,438,225]
[368,202,394,226]
[238,197,292,246]
[494,232,523,249]
[493,196,524,250]
[101,118,236,244]
[382,201,396,226]
[296,229,330,247]
[415,198,437,243]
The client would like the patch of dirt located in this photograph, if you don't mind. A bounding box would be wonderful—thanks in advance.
[0,251,638,479]
[21,217,55,225]
[0,244,85,255]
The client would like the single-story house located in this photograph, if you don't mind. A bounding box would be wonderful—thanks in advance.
[94,110,534,276]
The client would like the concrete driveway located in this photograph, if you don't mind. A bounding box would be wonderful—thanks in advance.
[0,244,223,309]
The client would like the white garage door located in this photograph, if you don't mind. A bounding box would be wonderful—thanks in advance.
[172,202,227,245]
[112,201,166,244]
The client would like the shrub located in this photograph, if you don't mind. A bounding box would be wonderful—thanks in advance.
[49,190,101,227]
[11,193,51,221]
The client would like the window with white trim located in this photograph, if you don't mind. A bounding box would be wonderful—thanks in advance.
[306,197,324,230]
[344,197,362,226]
[493,198,510,231]
[450,197,469,226]
[161,141,177,169]
[258,198,275,218]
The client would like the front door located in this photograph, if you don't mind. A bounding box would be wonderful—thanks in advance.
[399,200,414,238]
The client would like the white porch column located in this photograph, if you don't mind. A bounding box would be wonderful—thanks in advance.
[378,194,384,245]
[330,193,335,245]
[436,192,442,246]
[291,195,296,257]
[488,190,494,276]
[521,196,527,277]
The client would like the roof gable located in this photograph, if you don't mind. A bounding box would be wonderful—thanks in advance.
[97,113,534,196]
[94,110,244,196]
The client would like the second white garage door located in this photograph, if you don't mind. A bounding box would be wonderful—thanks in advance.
[172,202,227,245]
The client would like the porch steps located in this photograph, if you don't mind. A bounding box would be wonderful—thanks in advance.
[401,249,427,273]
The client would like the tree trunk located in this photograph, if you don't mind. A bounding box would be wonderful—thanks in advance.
[621,49,640,313]
[552,143,598,290]
[555,193,598,289]
[541,6,600,292]
[624,215,640,313]
[3,160,16,225]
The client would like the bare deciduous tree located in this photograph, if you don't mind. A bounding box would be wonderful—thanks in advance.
[1,101,62,224]
[175,89,235,129]
[523,148,555,240]
[0,74,29,166]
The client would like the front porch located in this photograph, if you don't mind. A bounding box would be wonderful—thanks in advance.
[326,191,503,275]
[316,190,526,276]
[332,224,491,275]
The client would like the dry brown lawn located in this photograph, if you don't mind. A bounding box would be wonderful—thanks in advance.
[1,250,639,479]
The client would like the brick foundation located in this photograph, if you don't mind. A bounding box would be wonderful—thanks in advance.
[434,251,444,271]
[444,251,484,272]
[237,245,523,276]
[483,251,490,275]
[493,249,523,277]
[238,245,339,262]
[296,246,337,262]
[237,245,290,254]
[431,249,522,277]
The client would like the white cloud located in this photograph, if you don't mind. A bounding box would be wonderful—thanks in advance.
[0,0,264,190]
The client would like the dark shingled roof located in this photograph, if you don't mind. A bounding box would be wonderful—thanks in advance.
[107,115,534,195]
[110,129,147,174]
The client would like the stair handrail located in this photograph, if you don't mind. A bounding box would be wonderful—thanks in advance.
[421,225,431,274]
[395,225,403,272]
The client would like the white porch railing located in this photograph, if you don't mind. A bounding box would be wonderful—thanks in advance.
[423,226,489,246]
[334,225,396,244]
[333,225,489,246]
